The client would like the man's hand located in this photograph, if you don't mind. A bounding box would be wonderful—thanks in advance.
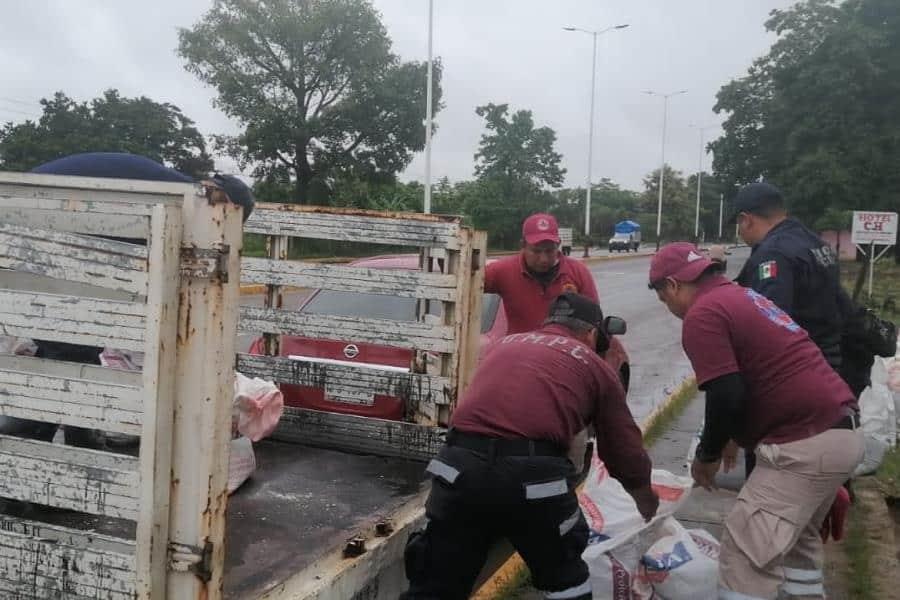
[691,457,720,492]
[721,440,739,473]
[629,485,659,522]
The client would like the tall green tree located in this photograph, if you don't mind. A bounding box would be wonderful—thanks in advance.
[179,0,443,204]
[710,0,900,228]
[468,102,565,246]
[473,103,565,188]
[639,165,695,242]
[0,90,213,177]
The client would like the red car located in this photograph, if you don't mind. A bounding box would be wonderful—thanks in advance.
[249,255,630,421]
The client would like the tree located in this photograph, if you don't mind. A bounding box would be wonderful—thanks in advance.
[466,103,565,246]
[548,179,641,244]
[473,103,565,188]
[178,0,443,204]
[710,0,900,231]
[0,90,213,177]
[639,165,694,242]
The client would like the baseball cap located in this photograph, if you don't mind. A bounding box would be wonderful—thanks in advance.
[546,292,604,329]
[648,242,715,289]
[727,182,784,224]
[522,213,560,245]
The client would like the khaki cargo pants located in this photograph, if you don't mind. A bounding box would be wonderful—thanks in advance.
[718,428,864,599]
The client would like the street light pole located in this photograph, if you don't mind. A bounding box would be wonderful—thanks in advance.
[423,0,434,214]
[690,124,716,240]
[718,192,724,239]
[563,24,629,240]
[644,90,687,249]
[585,30,597,238]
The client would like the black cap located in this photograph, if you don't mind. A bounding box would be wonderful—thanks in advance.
[545,292,604,329]
[211,173,255,222]
[727,182,784,224]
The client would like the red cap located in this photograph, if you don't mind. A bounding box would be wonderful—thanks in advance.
[649,242,714,287]
[522,213,560,245]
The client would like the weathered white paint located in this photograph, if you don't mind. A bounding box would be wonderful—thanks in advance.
[135,202,184,599]
[0,222,148,295]
[239,306,456,354]
[241,257,459,302]
[245,204,462,249]
[0,359,143,434]
[271,407,446,461]
[235,353,452,412]
[0,171,197,208]
[165,196,243,599]
[0,435,139,519]
[1,207,150,239]
[0,515,136,599]
[0,289,146,351]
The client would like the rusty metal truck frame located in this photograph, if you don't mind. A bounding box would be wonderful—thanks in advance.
[0,173,487,599]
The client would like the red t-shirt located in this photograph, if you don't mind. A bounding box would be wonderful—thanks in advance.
[451,324,650,490]
[682,276,856,447]
[485,253,599,334]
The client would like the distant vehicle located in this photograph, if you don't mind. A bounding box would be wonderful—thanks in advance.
[558,227,574,256]
[609,220,641,253]
[249,254,631,420]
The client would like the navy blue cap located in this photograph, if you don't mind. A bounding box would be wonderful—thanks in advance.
[728,182,784,223]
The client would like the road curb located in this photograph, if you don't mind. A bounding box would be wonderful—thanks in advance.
[470,376,698,600]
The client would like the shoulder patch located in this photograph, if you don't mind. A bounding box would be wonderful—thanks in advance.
[757,260,778,280]
[561,282,578,294]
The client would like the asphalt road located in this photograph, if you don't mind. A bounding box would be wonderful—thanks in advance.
[586,247,750,423]
[238,247,751,424]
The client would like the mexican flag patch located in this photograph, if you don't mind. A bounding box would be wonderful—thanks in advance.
[758,260,778,280]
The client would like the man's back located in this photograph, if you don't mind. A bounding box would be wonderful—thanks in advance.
[451,324,612,447]
[683,277,854,447]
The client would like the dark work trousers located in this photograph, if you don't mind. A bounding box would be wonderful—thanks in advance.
[401,443,592,600]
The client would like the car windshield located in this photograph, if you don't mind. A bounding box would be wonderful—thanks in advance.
[302,290,501,334]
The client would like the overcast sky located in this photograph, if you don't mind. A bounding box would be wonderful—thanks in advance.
[0,0,795,191]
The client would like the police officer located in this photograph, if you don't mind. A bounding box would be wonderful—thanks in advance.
[401,293,658,600]
[650,242,863,599]
[732,182,844,371]
[6,152,254,449]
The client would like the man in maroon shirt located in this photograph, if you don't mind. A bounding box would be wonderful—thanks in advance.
[401,293,657,600]
[649,242,863,599]
[485,213,598,334]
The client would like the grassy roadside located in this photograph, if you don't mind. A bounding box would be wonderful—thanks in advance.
[840,259,900,322]
[837,448,900,599]
[843,501,876,600]
[642,381,699,448]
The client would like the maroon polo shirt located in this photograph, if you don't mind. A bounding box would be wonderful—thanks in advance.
[485,253,599,334]
[450,324,651,491]
[682,276,856,448]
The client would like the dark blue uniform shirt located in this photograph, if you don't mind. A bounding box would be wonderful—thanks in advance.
[736,218,844,368]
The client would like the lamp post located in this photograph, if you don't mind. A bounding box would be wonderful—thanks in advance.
[563,24,629,239]
[424,0,434,213]
[689,124,717,240]
[644,90,687,249]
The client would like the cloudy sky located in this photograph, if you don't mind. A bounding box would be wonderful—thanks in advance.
[0,0,795,191]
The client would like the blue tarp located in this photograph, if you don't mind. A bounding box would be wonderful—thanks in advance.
[614,220,641,234]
